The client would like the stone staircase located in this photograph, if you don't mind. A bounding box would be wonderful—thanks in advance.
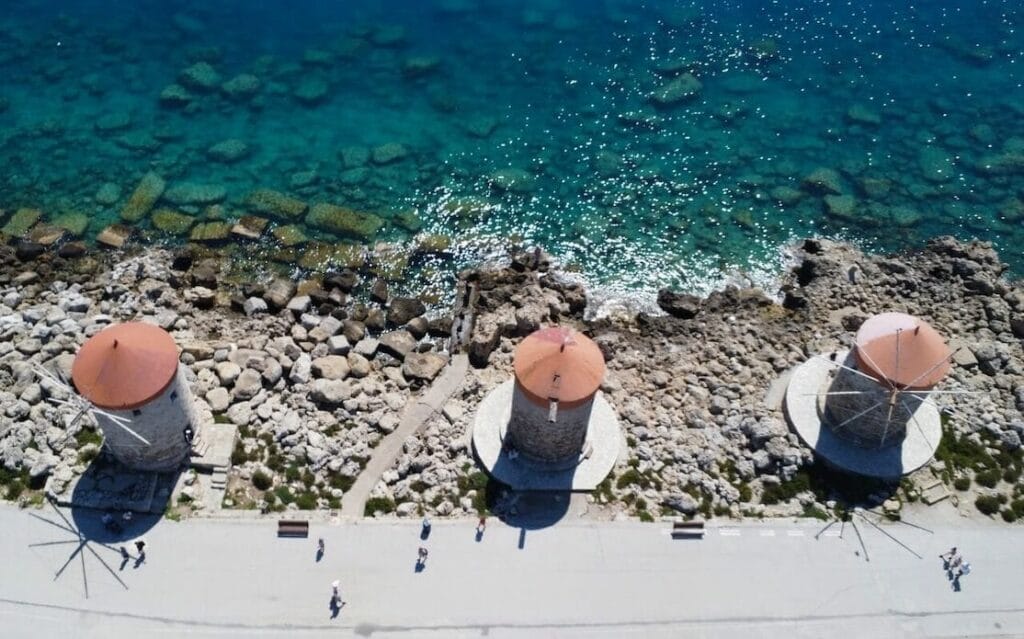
[211,465,229,490]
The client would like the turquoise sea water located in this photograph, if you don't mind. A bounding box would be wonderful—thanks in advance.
[1,1,1022,309]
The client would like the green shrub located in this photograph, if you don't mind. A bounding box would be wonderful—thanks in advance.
[737,482,753,503]
[78,447,99,464]
[1001,509,1017,523]
[295,491,318,510]
[5,480,25,501]
[252,470,273,491]
[638,509,654,522]
[974,469,1000,489]
[328,473,354,492]
[802,504,830,521]
[953,476,971,491]
[177,492,193,504]
[975,495,1001,516]
[274,486,295,505]
[301,470,316,488]
[285,465,301,482]
[1012,499,1024,519]
[364,496,396,516]
[231,441,249,466]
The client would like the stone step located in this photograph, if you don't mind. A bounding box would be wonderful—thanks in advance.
[922,480,951,505]
[211,468,229,490]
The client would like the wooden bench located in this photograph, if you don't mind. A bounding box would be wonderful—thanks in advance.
[671,520,705,539]
[277,520,310,538]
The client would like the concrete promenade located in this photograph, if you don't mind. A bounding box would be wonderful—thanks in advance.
[1,503,1022,638]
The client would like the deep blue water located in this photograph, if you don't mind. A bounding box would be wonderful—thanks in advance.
[1,1,1022,310]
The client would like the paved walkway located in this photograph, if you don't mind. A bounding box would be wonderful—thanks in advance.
[1,504,1022,638]
[340,354,469,518]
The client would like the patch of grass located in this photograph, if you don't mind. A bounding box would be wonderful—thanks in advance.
[295,491,318,510]
[78,447,99,465]
[364,496,396,516]
[75,427,103,448]
[324,423,341,437]
[328,473,354,492]
[274,486,295,506]
[213,413,233,424]
[285,464,301,482]
[457,471,488,494]
[177,492,193,504]
[1011,499,1024,519]
[252,470,273,491]
[953,476,971,491]
[637,509,654,522]
[802,504,830,521]
[615,467,662,491]
[5,479,25,501]
[301,470,316,488]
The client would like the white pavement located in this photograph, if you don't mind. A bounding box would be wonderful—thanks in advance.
[1,503,1022,638]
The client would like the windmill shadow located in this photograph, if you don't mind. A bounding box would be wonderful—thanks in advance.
[65,451,174,544]
[27,497,134,598]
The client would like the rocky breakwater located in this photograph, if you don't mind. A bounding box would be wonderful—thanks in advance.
[378,238,1024,523]
[0,244,452,515]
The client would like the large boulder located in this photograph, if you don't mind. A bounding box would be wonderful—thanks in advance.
[387,297,426,325]
[310,378,351,405]
[656,290,701,319]
[468,315,503,368]
[311,355,350,380]
[264,278,297,309]
[246,189,307,220]
[378,330,417,360]
[121,173,166,222]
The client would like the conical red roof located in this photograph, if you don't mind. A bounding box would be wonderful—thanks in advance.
[854,312,951,389]
[72,322,180,410]
[513,326,605,407]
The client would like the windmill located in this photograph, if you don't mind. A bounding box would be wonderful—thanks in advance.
[806,313,969,451]
[785,312,969,478]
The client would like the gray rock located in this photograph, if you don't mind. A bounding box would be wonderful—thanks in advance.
[354,337,379,358]
[662,493,699,515]
[262,359,284,385]
[312,355,350,380]
[402,352,448,382]
[286,295,311,315]
[289,354,312,384]
[215,361,242,386]
[206,387,230,412]
[264,278,297,309]
[327,335,350,355]
[378,330,417,360]
[29,454,56,481]
[241,296,268,317]
[347,352,371,378]
[310,379,351,404]
[342,320,366,343]
[232,369,264,400]
[657,290,701,319]
[387,297,426,325]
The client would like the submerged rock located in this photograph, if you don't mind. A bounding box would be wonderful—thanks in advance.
[649,73,702,105]
[488,168,535,194]
[371,143,408,165]
[179,62,222,91]
[246,189,307,219]
[121,172,166,222]
[151,208,195,235]
[189,221,232,243]
[164,182,227,206]
[96,224,134,248]
[294,78,329,105]
[221,74,261,100]
[207,139,250,163]
[306,203,384,240]
[1,208,42,237]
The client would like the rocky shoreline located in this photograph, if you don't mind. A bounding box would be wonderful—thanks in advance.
[0,236,1022,524]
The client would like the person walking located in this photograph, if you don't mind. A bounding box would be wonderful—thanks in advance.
[940,546,958,569]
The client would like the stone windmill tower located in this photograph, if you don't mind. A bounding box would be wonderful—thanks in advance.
[70,322,198,472]
[785,312,957,478]
[472,326,622,490]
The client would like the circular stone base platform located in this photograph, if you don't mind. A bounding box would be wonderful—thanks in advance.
[472,379,623,491]
[784,351,942,479]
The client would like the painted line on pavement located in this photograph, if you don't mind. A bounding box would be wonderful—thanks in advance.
[719,528,741,536]
[759,529,776,537]
[787,530,805,537]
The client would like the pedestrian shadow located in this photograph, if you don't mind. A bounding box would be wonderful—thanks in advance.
[330,598,346,618]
